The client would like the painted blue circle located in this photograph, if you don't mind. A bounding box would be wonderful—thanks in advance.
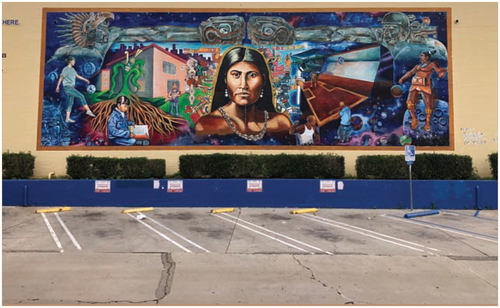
[83,62,96,75]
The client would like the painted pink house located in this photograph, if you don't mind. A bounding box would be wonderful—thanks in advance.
[97,43,188,99]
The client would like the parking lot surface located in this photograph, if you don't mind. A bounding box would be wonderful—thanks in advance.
[3,207,498,305]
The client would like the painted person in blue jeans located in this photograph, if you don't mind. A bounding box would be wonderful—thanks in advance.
[56,56,96,123]
[337,101,352,143]
[107,96,136,146]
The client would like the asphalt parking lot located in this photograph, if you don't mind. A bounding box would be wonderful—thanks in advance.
[2,206,498,305]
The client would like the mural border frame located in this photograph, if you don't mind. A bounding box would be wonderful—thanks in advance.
[37,7,454,151]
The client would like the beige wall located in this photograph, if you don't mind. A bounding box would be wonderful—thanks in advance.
[2,2,498,178]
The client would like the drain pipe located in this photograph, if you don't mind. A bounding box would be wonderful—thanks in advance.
[23,185,28,206]
[48,171,55,179]
[475,185,480,209]
[474,185,482,217]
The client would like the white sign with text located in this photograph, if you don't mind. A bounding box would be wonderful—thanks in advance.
[247,180,263,192]
[167,180,183,193]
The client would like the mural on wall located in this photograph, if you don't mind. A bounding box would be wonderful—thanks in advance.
[39,9,451,148]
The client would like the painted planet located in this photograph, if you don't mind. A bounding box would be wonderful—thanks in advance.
[83,62,96,75]
[390,85,403,98]
[350,116,363,131]
[48,72,58,81]
[86,84,96,94]
[400,134,412,145]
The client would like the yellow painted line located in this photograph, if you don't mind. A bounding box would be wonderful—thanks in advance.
[290,208,318,215]
[121,207,154,214]
[35,207,71,214]
[211,208,234,214]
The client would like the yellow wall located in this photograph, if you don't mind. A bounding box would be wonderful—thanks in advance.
[2,2,498,178]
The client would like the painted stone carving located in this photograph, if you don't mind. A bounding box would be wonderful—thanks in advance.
[247,16,295,45]
[199,15,245,45]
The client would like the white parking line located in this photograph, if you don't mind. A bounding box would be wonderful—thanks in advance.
[300,214,436,255]
[41,213,64,253]
[54,213,82,250]
[443,211,460,216]
[381,214,498,243]
[139,212,210,253]
[307,214,440,252]
[222,213,333,255]
[441,210,498,222]
[127,213,192,253]
[212,214,311,254]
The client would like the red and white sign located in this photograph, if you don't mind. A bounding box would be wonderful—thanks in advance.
[247,180,263,192]
[167,180,183,193]
[320,180,336,193]
[95,180,111,193]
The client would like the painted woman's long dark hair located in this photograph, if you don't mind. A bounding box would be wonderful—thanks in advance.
[209,46,276,113]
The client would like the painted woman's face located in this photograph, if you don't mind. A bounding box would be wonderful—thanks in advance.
[420,53,429,64]
[225,61,264,107]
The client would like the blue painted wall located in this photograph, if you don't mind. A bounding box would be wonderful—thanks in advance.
[3,180,497,209]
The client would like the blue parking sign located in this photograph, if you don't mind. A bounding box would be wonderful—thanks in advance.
[405,145,415,164]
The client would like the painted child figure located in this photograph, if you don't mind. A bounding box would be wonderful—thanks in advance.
[56,56,96,123]
[168,84,181,116]
[107,96,136,146]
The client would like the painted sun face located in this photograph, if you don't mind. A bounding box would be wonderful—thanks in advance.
[225,61,264,107]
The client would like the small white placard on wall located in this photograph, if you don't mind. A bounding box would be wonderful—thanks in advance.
[167,180,183,193]
[320,180,336,193]
[247,180,263,192]
[95,180,111,193]
[154,180,160,189]
[337,181,344,190]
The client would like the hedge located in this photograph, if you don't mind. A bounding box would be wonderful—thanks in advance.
[488,152,498,179]
[66,155,166,179]
[179,153,345,179]
[356,153,475,180]
[2,152,36,179]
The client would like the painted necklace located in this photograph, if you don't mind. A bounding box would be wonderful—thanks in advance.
[218,107,268,141]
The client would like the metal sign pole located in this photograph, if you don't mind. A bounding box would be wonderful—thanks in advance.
[409,164,413,211]
[405,145,416,212]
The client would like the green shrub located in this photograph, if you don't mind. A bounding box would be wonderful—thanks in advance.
[2,151,36,179]
[356,155,407,179]
[92,157,120,179]
[356,153,475,180]
[148,159,167,178]
[179,153,344,179]
[488,152,498,179]
[66,155,165,179]
[66,155,93,179]
[414,153,474,180]
[264,154,344,179]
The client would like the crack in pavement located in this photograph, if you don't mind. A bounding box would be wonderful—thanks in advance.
[2,217,38,232]
[292,254,328,287]
[76,252,175,305]
[18,298,39,304]
[336,286,355,305]
[292,254,361,305]
[155,252,176,301]
[438,229,490,257]
[455,262,498,290]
